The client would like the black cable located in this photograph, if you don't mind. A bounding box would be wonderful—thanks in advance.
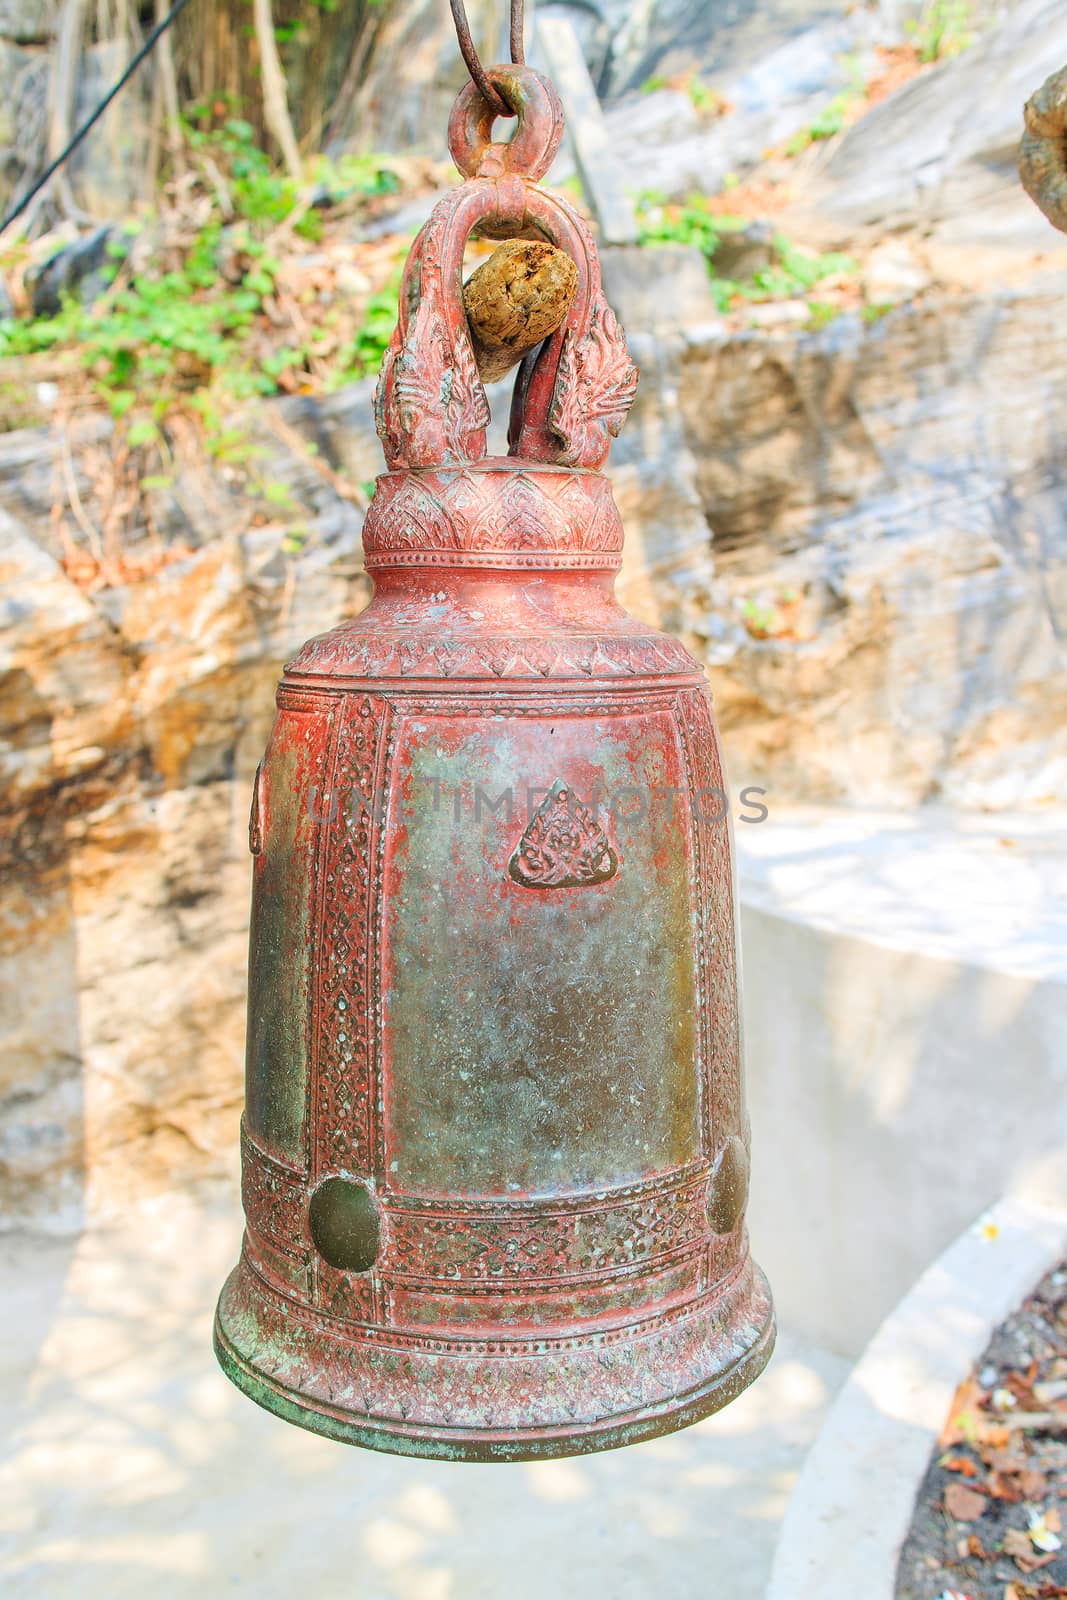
[0,0,196,237]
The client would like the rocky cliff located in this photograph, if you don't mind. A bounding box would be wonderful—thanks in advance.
[6,251,1067,1227]
[3,1,1067,1227]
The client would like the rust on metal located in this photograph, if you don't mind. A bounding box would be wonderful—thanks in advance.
[214,60,774,1461]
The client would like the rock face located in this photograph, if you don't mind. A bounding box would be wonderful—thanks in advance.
[796,0,1067,265]
[543,0,845,97]
[0,395,375,1229]
[0,0,56,45]
[4,259,1067,1225]
[549,0,1067,271]
[5,0,1067,1227]
[0,0,493,220]
[28,225,122,316]
[619,276,1067,810]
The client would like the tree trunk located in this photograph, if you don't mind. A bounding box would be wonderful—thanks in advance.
[171,0,501,158]
[154,0,184,176]
[251,0,301,177]
[343,0,500,153]
[47,0,85,163]
[172,0,366,152]
[6,0,509,226]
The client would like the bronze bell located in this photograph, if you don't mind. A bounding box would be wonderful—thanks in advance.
[214,61,774,1461]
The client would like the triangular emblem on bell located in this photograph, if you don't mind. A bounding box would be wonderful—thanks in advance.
[214,49,773,1461]
[508,781,618,889]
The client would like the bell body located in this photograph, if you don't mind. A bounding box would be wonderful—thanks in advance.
[214,459,774,1459]
[216,72,772,1457]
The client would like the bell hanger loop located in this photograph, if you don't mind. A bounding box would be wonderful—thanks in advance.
[374,0,636,471]
[448,64,564,182]
[446,0,559,182]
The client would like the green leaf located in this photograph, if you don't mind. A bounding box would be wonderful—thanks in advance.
[805,301,838,331]
[261,478,295,506]
[261,345,303,379]
[127,419,160,447]
[108,389,137,418]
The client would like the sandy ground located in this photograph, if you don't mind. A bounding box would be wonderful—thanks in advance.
[0,1186,847,1599]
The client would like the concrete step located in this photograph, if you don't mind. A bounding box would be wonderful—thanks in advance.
[740,807,1067,1358]
[0,1188,847,1599]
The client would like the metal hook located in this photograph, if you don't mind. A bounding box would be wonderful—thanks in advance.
[449,0,526,118]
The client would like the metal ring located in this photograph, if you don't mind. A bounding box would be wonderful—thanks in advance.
[447,64,564,182]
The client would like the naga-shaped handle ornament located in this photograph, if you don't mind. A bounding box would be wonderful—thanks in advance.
[373,64,638,473]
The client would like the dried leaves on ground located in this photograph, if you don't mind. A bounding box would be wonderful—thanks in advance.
[897,1261,1067,1600]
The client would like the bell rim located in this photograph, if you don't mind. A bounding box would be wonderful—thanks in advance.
[213,1265,775,1463]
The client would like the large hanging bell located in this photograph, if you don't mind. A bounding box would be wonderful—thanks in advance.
[214,64,774,1460]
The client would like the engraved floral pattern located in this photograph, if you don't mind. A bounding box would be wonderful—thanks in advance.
[374,189,491,471]
[508,781,617,889]
[361,468,624,563]
[377,301,491,470]
[287,632,699,682]
[675,688,744,1149]
[313,694,391,1176]
[242,1127,306,1252]
[548,298,639,469]
[216,1250,771,1437]
[385,1174,709,1283]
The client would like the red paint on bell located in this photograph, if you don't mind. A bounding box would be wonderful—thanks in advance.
[214,66,773,1460]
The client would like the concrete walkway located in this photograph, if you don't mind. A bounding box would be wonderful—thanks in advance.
[739,807,1067,1356]
[0,1188,846,1599]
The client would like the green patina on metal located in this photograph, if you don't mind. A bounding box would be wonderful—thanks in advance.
[214,59,773,1460]
[213,1296,775,1462]
[244,715,324,1163]
[383,714,698,1196]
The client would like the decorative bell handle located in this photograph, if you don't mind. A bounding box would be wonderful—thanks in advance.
[374,64,638,474]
